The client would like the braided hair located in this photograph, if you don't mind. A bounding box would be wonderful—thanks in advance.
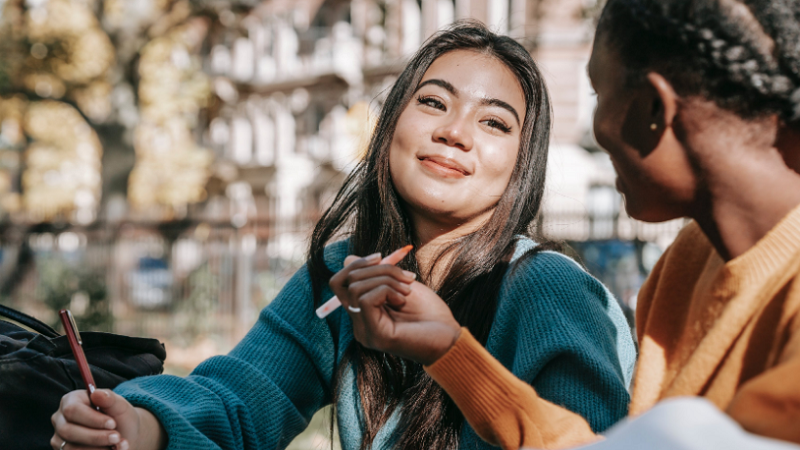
[597,0,800,122]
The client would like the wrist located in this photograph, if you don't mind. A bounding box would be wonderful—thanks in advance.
[423,323,462,366]
[134,407,167,450]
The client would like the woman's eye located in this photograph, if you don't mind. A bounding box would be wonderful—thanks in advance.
[416,95,445,111]
[483,118,512,133]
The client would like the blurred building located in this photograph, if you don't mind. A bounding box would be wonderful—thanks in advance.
[0,0,685,349]
[197,0,537,263]
[198,0,683,252]
[197,0,683,310]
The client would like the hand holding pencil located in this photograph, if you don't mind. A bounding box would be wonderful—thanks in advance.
[51,311,166,450]
[317,245,414,318]
[327,246,461,366]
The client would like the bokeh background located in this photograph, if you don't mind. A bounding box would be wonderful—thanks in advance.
[0,0,685,447]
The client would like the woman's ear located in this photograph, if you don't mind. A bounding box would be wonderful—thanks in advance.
[620,71,680,157]
[646,72,679,129]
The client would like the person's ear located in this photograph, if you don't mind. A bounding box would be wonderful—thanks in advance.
[620,71,679,157]
[646,72,679,130]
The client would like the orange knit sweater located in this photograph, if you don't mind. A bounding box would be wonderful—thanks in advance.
[426,205,800,450]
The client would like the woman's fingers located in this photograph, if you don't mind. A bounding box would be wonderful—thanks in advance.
[89,389,132,421]
[52,412,121,447]
[347,264,416,285]
[348,275,413,299]
[51,389,136,449]
[343,255,361,266]
[58,391,117,430]
[360,284,408,311]
[52,440,130,450]
[352,285,407,347]
[329,253,381,308]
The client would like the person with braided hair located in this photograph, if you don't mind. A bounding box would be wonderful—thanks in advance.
[337,0,800,449]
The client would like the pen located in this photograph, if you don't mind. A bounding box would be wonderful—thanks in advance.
[316,245,413,318]
[59,309,100,412]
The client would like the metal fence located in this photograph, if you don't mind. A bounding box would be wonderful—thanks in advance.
[0,211,687,358]
[0,219,310,355]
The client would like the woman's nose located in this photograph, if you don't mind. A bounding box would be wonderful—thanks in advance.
[432,116,474,151]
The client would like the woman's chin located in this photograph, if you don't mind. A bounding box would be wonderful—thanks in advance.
[623,199,684,224]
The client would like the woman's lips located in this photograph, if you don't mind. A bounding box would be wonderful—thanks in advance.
[418,156,469,178]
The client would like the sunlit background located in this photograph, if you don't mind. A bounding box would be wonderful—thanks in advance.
[0,0,685,447]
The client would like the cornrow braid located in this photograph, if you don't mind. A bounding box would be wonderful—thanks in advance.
[599,0,800,121]
[742,0,800,118]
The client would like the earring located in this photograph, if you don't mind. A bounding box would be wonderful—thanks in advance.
[650,123,658,130]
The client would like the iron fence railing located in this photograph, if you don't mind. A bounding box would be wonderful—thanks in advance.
[0,212,687,352]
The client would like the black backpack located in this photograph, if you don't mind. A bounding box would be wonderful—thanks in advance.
[0,304,166,450]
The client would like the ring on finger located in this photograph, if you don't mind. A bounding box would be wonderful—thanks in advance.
[348,305,362,313]
[60,440,67,450]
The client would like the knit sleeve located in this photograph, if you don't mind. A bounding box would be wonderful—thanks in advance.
[726,287,800,444]
[426,329,600,450]
[431,251,636,450]
[114,244,348,450]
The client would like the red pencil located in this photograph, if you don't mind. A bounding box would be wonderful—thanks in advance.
[59,309,100,411]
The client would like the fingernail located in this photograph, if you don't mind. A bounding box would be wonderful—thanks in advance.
[119,441,129,450]
[403,270,416,279]
[109,433,120,444]
[105,419,116,429]
[365,253,381,262]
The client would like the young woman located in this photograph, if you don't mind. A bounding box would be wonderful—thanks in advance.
[49,23,636,450]
[343,1,800,449]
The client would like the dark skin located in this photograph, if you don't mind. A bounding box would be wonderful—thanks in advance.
[588,33,800,261]
[330,256,460,366]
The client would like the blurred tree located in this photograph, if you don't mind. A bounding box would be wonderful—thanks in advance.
[38,255,111,332]
[0,0,256,322]
[0,0,257,222]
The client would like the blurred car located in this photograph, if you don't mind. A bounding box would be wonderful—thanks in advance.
[126,257,173,309]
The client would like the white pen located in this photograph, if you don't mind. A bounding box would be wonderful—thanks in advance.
[316,245,414,318]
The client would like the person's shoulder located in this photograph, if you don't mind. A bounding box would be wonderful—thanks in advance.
[663,220,713,258]
[646,220,714,286]
[506,238,591,289]
[498,239,614,319]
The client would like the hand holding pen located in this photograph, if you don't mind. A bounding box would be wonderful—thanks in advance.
[317,245,413,318]
[327,249,461,366]
[59,310,100,411]
[51,310,166,450]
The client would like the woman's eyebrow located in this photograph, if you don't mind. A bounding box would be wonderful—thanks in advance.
[414,79,458,96]
[480,97,520,126]
[416,79,520,126]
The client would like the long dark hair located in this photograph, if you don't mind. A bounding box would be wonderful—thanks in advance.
[308,22,552,450]
[597,0,800,122]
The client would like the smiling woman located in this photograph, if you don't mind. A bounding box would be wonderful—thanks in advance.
[50,22,635,450]
[390,50,524,244]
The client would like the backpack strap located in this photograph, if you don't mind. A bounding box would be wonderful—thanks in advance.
[0,304,60,338]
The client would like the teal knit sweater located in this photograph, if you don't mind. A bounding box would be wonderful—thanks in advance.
[115,239,636,450]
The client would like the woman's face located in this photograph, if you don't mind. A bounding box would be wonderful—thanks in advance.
[588,35,696,222]
[389,50,525,228]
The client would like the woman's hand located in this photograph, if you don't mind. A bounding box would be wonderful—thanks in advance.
[330,255,461,366]
[51,389,166,450]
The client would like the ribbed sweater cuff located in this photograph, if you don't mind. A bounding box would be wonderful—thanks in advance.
[425,328,535,425]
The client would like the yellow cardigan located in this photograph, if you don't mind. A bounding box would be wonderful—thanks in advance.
[426,205,800,449]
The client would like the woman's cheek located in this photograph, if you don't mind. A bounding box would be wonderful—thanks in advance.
[482,141,518,194]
